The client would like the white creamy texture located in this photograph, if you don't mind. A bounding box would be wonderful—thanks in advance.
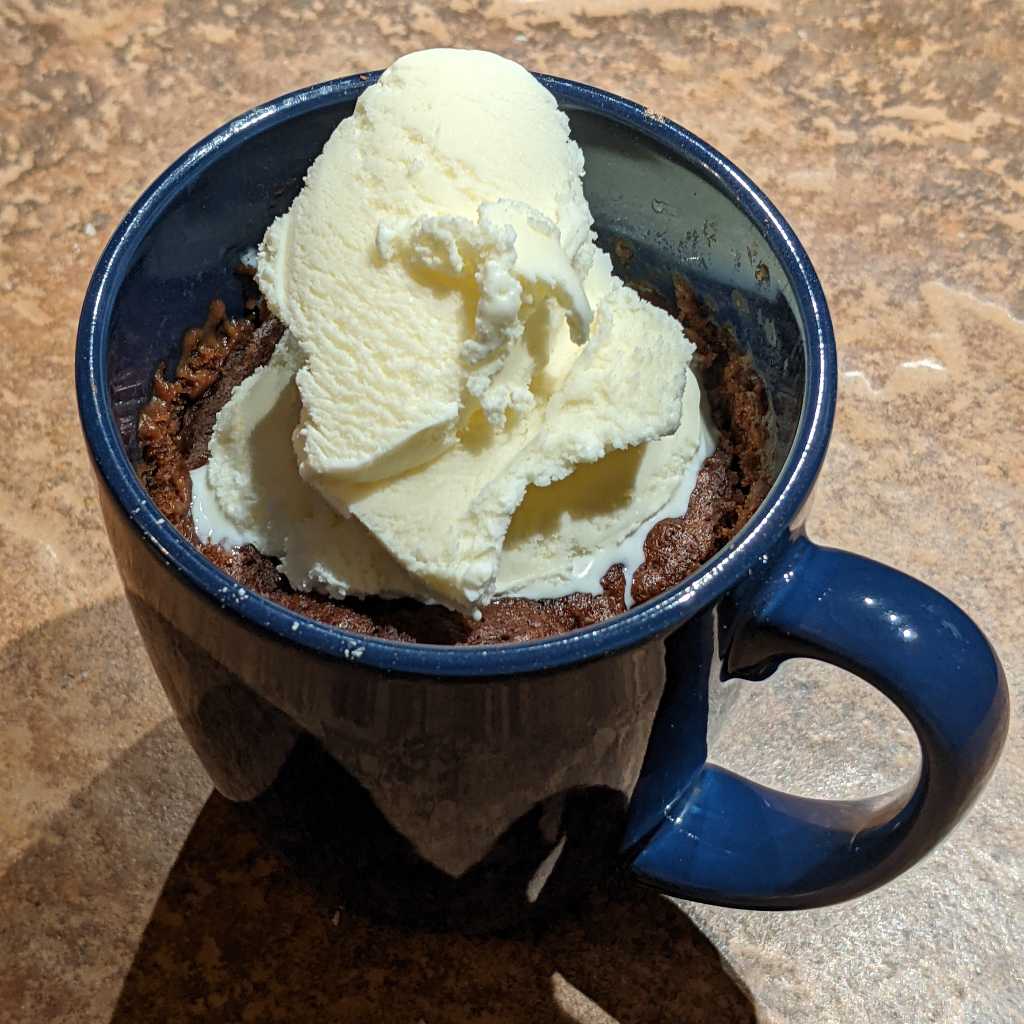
[498,369,715,601]
[197,49,708,613]
[198,332,425,602]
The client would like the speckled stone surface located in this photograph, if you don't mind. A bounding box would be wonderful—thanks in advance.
[1,1,1022,1021]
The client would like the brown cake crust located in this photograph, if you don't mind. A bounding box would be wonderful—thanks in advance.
[136,276,768,645]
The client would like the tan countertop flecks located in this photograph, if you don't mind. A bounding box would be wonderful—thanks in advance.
[1,2,1022,1022]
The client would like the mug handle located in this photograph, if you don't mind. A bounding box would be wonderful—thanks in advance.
[628,535,1009,909]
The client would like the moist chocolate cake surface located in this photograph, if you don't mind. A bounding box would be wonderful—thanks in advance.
[137,274,769,645]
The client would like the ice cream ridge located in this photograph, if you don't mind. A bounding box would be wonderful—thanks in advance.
[191,48,715,616]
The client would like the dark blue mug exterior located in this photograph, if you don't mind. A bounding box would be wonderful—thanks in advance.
[75,72,1008,930]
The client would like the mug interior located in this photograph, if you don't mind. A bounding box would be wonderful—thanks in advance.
[83,74,832,674]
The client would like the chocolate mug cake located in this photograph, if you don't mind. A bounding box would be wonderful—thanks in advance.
[138,272,769,644]
[135,50,772,643]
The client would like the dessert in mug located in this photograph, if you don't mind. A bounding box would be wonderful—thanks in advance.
[138,49,769,644]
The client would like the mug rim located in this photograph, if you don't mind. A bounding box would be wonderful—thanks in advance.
[75,70,836,679]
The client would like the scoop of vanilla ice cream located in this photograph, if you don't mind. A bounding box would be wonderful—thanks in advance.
[194,49,707,614]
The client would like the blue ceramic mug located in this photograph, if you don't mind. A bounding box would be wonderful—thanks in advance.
[76,72,1008,931]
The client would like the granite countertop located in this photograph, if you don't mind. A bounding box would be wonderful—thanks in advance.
[2,1,1021,1021]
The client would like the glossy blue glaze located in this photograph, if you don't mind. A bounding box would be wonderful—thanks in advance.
[76,71,1008,928]
[630,536,1009,907]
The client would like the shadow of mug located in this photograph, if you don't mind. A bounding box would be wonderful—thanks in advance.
[110,789,757,1024]
[0,601,753,1022]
